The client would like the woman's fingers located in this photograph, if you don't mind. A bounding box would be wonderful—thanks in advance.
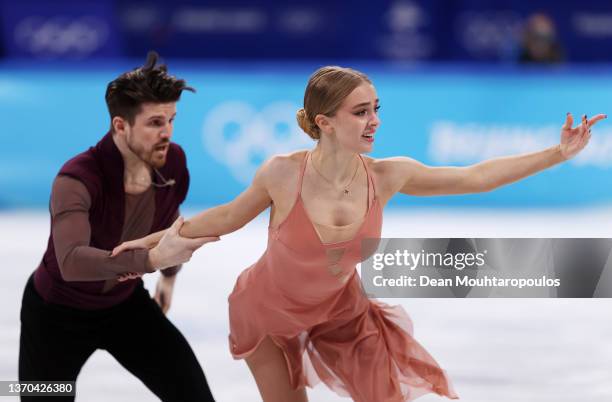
[117,272,142,282]
[110,241,137,257]
[587,114,607,127]
[562,112,573,130]
[563,112,606,134]
[110,243,129,257]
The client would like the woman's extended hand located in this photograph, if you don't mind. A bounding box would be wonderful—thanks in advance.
[560,113,606,160]
[116,272,143,282]
[148,216,220,270]
[111,237,153,257]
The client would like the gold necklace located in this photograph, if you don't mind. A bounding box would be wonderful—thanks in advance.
[310,153,360,196]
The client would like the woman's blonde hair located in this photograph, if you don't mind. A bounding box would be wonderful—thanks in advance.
[296,66,371,140]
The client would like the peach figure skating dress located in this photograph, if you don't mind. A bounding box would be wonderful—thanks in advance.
[228,152,458,401]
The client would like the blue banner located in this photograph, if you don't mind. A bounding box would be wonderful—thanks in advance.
[1,63,612,208]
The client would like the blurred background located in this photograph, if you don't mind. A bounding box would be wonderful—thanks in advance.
[3,0,612,208]
[1,1,612,401]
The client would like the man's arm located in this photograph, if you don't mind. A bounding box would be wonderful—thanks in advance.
[51,176,156,281]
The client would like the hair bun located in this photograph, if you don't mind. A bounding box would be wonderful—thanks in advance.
[296,108,319,140]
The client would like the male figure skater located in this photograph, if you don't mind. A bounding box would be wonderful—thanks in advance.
[18,52,217,401]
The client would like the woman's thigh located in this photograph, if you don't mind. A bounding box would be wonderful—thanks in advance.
[245,336,308,402]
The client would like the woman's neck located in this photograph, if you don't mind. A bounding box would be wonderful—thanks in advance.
[311,142,359,185]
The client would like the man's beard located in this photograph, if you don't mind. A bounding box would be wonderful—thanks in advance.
[127,137,169,169]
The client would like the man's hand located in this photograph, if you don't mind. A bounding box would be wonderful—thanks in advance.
[148,216,219,270]
[154,274,176,314]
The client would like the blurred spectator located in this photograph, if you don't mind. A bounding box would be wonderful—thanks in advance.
[518,13,565,64]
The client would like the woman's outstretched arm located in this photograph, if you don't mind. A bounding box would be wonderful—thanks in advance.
[179,165,273,238]
[379,113,606,197]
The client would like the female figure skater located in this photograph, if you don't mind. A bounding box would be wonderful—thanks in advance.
[113,66,605,401]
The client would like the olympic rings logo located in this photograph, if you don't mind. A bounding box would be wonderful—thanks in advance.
[14,16,109,57]
[456,12,522,56]
[202,101,312,183]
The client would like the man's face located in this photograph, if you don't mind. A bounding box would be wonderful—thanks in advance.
[124,102,177,168]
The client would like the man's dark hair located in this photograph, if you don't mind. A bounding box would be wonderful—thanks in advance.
[105,51,195,128]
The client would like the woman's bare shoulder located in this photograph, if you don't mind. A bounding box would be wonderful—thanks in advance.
[361,155,422,199]
[257,150,309,184]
